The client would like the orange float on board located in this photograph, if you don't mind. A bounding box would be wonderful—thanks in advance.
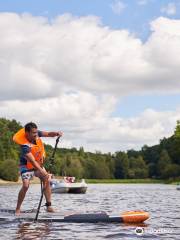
[121,211,150,223]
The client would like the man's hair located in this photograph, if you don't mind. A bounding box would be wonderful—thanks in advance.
[25,122,37,132]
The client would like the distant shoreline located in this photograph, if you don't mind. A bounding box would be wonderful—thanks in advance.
[1,177,179,185]
[0,177,40,185]
[0,178,170,185]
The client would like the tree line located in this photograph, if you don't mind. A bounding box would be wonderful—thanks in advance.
[0,118,180,181]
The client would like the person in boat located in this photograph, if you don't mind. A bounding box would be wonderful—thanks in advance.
[13,122,63,215]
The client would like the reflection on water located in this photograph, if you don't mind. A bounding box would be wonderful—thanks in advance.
[0,184,180,240]
[16,222,50,240]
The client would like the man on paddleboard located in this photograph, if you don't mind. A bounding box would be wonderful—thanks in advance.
[13,122,63,215]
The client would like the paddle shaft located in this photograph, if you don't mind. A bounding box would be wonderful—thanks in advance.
[34,136,61,222]
[34,181,43,221]
[49,136,60,172]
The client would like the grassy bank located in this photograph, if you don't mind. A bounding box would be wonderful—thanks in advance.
[86,179,164,184]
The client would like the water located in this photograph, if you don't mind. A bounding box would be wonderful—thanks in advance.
[0,184,179,239]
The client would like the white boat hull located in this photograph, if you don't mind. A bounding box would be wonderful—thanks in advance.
[52,186,69,193]
[51,178,88,194]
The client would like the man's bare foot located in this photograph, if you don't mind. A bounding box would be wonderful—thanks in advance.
[15,209,21,216]
[46,206,55,213]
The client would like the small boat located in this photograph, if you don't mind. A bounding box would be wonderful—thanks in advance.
[51,177,88,194]
[50,179,69,193]
[176,184,180,190]
[66,178,88,194]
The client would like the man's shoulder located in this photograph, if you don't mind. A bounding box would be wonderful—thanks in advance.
[21,144,31,154]
[38,130,43,137]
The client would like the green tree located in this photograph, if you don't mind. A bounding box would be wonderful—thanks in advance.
[128,156,148,178]
[114,152,129,179]
[157,149,171,178]
[105,153,115,178]
[174,120,180,138]
[83,157,97,179]
[0,159,19,181]
[161,164,180,179]
[65,157,84,178]
[94,160,111,179]
[79,147,85,157]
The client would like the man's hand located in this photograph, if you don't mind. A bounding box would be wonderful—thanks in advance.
[42,131,63,137]
[40,168,52,180]
[41,170,52,188]
[43,173,52,181]
[57,131,63,137]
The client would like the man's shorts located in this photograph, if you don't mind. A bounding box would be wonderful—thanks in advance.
[20,166,45,181]
[21,170,35,181]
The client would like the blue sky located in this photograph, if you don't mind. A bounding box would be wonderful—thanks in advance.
[116,94,180,118]
[0,0,180,151]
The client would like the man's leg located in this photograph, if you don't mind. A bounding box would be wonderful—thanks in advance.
[15,179,30,215]
[43,178,55,212]
[35,169,55,212]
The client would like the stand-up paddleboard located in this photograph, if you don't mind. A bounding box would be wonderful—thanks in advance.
[0,209,149,223]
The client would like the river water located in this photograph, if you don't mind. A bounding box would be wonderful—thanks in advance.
[0,184,179,240]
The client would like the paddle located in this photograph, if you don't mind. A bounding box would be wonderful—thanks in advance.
[34,136,61,222]
[49,136,61,173]
[34,180,44,221]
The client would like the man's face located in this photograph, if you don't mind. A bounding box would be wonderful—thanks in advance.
[26,128,38,142]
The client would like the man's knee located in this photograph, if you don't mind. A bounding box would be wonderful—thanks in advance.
[43,180,51,188]
[22,182,30,192]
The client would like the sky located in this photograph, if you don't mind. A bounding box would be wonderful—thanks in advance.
[0,0,180,153]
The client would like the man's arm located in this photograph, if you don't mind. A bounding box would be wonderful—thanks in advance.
[40,131,63,137]
[25,152,48,178]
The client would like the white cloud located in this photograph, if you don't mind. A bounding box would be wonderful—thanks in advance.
[1,13,180,152]
[137,0,155,5]
[145,17,180,76]
[161,2,177,16]
[110,1,126,15]
[1,14,180,101]
[137,0,148,5]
